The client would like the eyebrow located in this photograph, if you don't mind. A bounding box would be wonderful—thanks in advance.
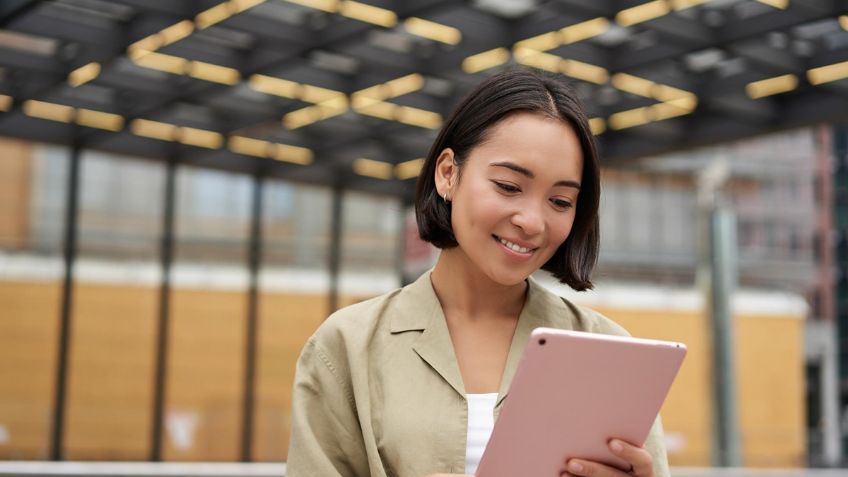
[490,161,581,190]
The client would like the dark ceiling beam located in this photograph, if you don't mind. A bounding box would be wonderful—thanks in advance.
[0,0,40,27]
[729,40,803,75]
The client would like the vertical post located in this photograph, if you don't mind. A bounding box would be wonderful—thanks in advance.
[327,184,343,314]
[395,197,410,287]
[697,158,742,467]
[151,156,177,461]
[241,172,264,462]
[50,141,82,461]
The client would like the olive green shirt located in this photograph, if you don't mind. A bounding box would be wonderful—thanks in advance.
[287,271,670,477]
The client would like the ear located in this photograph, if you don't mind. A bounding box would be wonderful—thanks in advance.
[434,148,456,200]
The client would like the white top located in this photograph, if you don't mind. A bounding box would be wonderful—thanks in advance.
[464,393,499,475]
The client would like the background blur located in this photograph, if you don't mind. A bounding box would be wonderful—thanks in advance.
[0,0,847,473]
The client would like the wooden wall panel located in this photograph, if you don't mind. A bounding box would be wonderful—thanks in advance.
[0,138,32,250]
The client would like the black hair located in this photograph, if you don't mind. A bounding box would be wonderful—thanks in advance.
[414,67,600,291]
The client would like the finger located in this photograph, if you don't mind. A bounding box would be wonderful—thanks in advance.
[565,458,629,477]
[608,439,654,476]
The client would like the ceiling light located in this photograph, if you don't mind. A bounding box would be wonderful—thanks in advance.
[462,47,510,73]
[249,74,301,98]
[651,98,697,121]
[841,15,848,31]
[158,20,195,46]
[609,106,652,130]
[179,127,224,149]
[188,61,241,85]
[807,60,848,85]
[745,74,798,99]
[299,84,343,103]
[23,100,74,123]
[395,158,424,180]
[76,109,124,131]
[755,0,789,9]
[514,49,560,72]
[395,105,442,129]
[669,0,708,10]
[68,62,100,87]
[196,2,235,29]
[560,17,610,45]
[589,117,606,135]
[514,31,560,52]
[355,100,397,120]
[651,84,692,101]
[561,59,609,84]
[229,136,271,157]
[272,143,313,165]
[131,119,179,141]
[612,73,656,97]
[286,0,339,13]
[340,1,397,28]
[0,95,11,112]
[615,0,670,27]
[404,17,461,45]
[132,51,188,75]
[353,158,394,179]
[127,36,164,60]
[284,106,324,129]
[384,73,425,97]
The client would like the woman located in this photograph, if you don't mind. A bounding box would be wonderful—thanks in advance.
[286,68,669,477]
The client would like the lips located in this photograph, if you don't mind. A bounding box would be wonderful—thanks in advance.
[493,235,538,254]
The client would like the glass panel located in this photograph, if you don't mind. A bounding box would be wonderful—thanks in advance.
[64,151,164,460]
[165,166,251,461]
[0,138,67,459]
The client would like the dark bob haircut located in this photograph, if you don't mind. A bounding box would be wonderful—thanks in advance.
[414,67,600,291]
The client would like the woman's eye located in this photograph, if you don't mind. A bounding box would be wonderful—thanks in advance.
[493,181,520,193]
[551,198,573,210]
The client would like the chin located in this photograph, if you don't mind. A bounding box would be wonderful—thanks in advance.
[485,267,532,288]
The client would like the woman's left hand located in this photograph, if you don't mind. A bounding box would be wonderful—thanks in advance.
[562,439,654,477]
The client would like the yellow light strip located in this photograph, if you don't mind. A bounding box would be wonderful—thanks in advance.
[76,108,124,131]
[283,95,349,129]
[462,48,510,74]
[669,0,709,10]
[514,31,561,53]
[561,59,609,84]
[356,100,397,121]
[178,127,224,149]
[188,61,241,85]
[299,84,344,103]
[395,158,424,180]
[609,106,652,130]
[808,60,848,85]
[229,135,271,157]
[249,74,301,98]
[514,49,560,72]
[561,17,609,44]
[612,73,655,97]
[131,119,178,141]
[231,0,267,14]
[745,74,798,99]
[841,15,848,32]
[404,17,461,45]
[755,0,789,9]
[353,158,393,179]
[68,62,101,87]
[159,20,195,46]
[384,73,425,97]
[395,105,442,129]
[23,100,75,123]
[286,0,339,13]
[615,0,670,27]
[272,143,313,165]
[589,117,606,135]
[131,51,188,75]
[0,94,12,112]
[196,2,235,29]
[651,83,692,101]
[340,1,397,28]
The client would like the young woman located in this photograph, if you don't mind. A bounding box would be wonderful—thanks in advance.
[286,68,670,477]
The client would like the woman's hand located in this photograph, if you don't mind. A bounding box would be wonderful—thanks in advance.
[562,439,654,477]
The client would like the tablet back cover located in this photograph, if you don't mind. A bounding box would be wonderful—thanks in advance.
[476,328,686,477]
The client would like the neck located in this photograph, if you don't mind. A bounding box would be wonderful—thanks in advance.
[430,248,527,320]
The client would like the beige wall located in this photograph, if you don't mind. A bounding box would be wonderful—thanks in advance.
[0,281,805,466]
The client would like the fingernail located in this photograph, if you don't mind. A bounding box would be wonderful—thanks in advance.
[569,461,583,473]
[610,440,624,453]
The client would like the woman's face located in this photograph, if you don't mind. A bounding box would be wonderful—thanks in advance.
[437,112,584,287]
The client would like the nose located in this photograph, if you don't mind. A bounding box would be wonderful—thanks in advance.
[510,202,545,237]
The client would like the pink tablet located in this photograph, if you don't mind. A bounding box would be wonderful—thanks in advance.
[476,328,686,477]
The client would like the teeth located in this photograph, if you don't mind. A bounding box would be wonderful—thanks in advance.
[499,238,531,254]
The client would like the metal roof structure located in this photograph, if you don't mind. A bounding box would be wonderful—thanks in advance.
[1,0,847,199]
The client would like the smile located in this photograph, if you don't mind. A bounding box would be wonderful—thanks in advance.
[493,235,537,254]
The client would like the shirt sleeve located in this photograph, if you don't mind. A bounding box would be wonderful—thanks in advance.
[286,339,370,477]
[644,415,670,477]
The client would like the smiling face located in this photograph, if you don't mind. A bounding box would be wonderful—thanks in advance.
[435,112,584,287]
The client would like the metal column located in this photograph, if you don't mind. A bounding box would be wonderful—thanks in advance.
[50,142,82,461]
[327,184,343,315]
[697,159,742,467]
